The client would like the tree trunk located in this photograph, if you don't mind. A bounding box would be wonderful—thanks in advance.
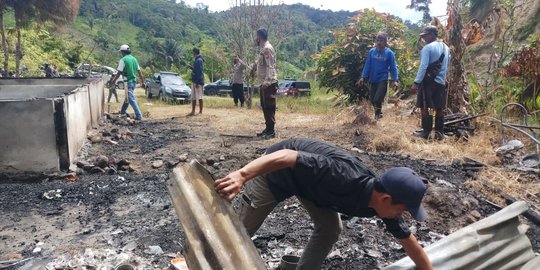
[15,21,21,78]
[445,2,471,114]
[0,6,8,77]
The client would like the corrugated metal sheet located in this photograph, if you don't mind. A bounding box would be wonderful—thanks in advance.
[385,201,538,270]
[167,160,267,270]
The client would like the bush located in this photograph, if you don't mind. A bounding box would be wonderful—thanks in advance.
[313,9,415,103]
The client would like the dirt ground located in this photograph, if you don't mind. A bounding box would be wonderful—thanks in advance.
[1,100,539,269]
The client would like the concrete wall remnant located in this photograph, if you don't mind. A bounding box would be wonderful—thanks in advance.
[0,78,104,174]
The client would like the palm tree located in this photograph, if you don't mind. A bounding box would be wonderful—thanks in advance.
[156,39,183,68]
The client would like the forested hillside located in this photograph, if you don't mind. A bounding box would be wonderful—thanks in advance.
[71,0,355,80]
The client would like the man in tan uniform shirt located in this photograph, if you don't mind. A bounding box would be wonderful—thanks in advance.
[255,28,278,139]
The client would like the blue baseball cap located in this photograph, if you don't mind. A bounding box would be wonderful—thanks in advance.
[380,167,428,221]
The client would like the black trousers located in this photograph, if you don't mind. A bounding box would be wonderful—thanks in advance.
[416,81,446,110]
[260,83,277,132]
[232,83,245,106]
[369,81,388,116]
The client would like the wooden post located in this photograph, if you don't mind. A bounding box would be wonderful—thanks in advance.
[167,160,267,270]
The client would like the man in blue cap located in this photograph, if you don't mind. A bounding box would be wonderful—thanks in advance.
[215,138,432,270]
[411,26,450,140]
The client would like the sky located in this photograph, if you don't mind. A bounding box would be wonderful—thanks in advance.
[181,0,448,22]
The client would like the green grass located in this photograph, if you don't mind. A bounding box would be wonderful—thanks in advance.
[109,83,340,116]
[201,83,339,114]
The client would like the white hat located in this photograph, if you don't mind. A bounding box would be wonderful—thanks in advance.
[119,44,130,52]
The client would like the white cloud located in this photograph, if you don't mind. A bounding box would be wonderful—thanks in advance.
[181,0,448,22]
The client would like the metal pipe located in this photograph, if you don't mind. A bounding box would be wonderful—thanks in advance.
[501,123,540,145]
[500,103,529,144]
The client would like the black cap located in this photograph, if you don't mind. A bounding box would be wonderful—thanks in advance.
[257,28,268,40]
[380,167,428,221]
[420,26,438,37]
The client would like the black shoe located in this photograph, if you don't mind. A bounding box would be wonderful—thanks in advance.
[256,129,268,137]
[434,115,446,140]
[263,130,275,139]
[376,114,383,120]
[413,115,433,139]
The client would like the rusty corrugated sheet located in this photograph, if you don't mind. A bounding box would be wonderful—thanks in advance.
[385,201,538,270]
[167,160,267,270]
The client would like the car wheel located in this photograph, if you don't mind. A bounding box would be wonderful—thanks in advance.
[209,88,218,96]
[118,82,125,89]
[146,88,153,99]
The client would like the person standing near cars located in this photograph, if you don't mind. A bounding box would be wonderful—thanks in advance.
[231,55,247,107]
[111,44,145,120]
[357,32,399,120]
[411,26,450,140]
[255,28,278,139]
[188,47,204,116]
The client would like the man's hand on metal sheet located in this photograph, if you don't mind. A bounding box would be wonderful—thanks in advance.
[214,171,245,201]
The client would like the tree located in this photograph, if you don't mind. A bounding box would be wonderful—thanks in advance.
[155,39,183,69]
[444,1,471,114]
[314,9,413,103]
[0,0,8,76]
[468,0,495,20]
[1,0,80,77]
[407,0,432,22]
[223,0,292,108]
[9,0,34,77]
[199,38,229,82]
[502,36,540,110]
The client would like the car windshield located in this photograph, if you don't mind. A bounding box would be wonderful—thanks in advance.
[279,82,291,89]
[162,75,185,86]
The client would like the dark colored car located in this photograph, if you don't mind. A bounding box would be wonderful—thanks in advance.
[145,72,192,102]
[277,81,311,97]
[204,79,232,96]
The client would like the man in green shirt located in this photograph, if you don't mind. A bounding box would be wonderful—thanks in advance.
[111,44,146,120]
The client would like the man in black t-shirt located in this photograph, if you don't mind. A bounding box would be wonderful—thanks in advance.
[215,138,432,270]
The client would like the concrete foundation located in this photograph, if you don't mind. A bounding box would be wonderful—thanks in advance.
[0,78,105,173]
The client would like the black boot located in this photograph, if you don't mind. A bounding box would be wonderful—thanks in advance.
[256,129,268,137]
[434,115,446,140]
[414,115,433,139]
[263,130,275,139]
[375,107,383,120]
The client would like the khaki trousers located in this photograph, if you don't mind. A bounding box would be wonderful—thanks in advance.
[234,176,343,270]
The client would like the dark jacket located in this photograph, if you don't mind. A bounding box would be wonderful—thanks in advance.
[191,55,204,85]
[264,138,411,239]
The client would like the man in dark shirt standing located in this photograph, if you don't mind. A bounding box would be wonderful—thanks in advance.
[215,138,432,270]
[188,47,204,116]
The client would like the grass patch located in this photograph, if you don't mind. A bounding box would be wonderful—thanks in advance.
[363,107,501,165]
[466,167,540,210]
[106,85,340,117]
